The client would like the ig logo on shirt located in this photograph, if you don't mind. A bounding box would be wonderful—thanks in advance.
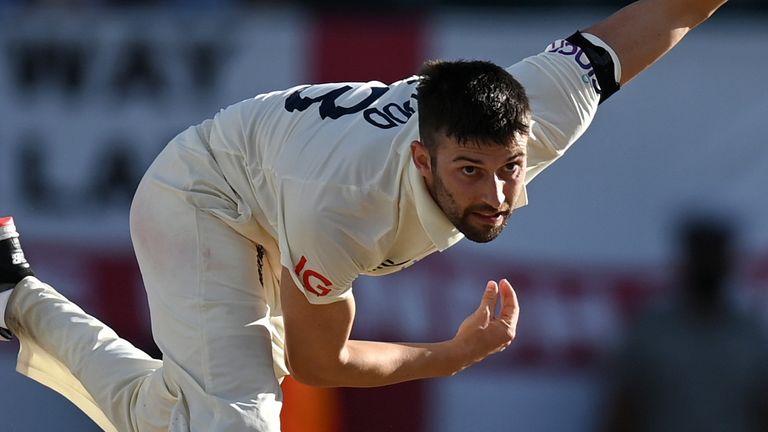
[294,255,332,297]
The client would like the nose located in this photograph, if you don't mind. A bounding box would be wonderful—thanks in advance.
[480,174,506,208]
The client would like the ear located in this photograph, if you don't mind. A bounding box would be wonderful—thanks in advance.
[410,140,433,180]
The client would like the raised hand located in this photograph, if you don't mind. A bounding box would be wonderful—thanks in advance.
[451,279,520,372]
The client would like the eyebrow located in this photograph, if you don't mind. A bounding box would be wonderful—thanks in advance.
[452,150,525,165]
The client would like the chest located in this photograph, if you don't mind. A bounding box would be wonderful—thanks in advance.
[362,190,438,276]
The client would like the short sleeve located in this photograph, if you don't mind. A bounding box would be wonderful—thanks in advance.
[277,178,392,305]
[506,36,620,184]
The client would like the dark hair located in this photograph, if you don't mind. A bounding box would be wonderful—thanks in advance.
[416,59,530,151]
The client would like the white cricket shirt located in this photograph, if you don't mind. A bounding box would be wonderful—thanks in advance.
[188,35,619,305]
[6,36,622,432]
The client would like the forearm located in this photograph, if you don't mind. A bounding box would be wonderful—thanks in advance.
[343,339,465,387]
[283,267,518,388]
[585,0,728,85]
[293,339,467,388]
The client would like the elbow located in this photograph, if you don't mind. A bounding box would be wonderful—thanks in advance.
[289,369,333,388]
[285,349,344,388]
[287,360,327,387]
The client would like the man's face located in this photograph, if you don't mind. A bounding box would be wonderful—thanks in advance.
[411,133,528,243]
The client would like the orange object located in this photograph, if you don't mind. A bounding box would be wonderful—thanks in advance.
[281,376,342,432]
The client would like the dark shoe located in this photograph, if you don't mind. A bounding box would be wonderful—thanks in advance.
[0,216,34,340]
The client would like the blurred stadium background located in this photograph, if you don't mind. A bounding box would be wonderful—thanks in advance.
[1,0,767,430]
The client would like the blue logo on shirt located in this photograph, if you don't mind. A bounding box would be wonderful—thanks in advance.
[546,39,602,96]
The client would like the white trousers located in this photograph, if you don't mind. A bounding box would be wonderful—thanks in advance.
[9,134,287,431]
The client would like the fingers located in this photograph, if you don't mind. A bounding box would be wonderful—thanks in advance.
[477,280,499,318]
[498,279,519,324]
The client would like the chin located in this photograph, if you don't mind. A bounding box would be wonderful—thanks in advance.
[459,218,508,243]
[461,227,504,243]
[466,235,497,244]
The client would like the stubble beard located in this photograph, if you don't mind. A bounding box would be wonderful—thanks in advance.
[431,172,510,243]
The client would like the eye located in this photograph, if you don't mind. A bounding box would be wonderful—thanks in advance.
[503,163,521,175]
[461,166,478,176]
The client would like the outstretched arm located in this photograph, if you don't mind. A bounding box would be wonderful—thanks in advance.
[583,0,728,85]
[516,0,728,182]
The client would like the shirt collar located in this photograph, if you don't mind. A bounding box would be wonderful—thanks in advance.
[405,147,465,252]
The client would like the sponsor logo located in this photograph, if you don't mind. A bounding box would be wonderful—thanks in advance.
[370,258,412,272]
[546,39,602,96]
[294,255,332,297]
[11,252,26,265]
